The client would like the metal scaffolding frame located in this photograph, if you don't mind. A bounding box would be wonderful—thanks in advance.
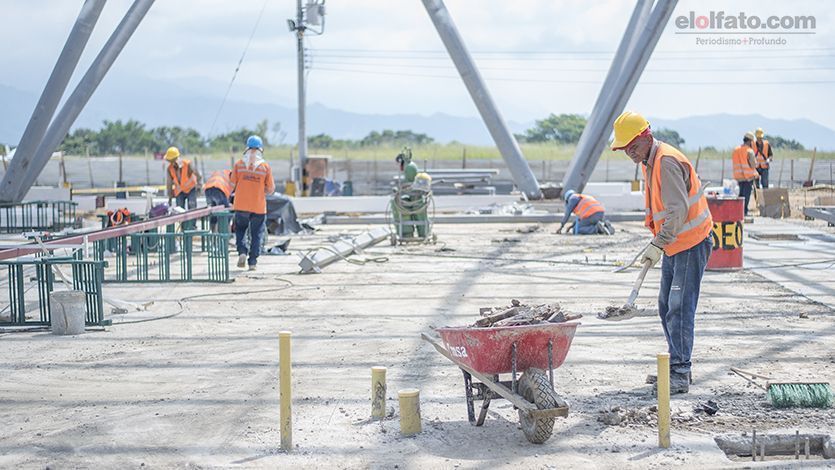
[421,0,542,200]
[562,0,679,194]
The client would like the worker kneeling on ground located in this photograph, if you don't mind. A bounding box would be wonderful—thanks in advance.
[612,111,713,395]
[231,135,275,271]
[203,169,233,232]
[557,189,614,235]
[165,146,201,210]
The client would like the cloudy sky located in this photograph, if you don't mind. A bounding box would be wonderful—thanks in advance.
[2,0,834,128]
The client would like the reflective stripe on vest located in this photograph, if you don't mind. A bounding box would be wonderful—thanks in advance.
[755,140,770,169]
[203,170,233,197]
[168,159,197,196]
[732,146,758,181]
[572,195,605,219]
[642,142,714,256]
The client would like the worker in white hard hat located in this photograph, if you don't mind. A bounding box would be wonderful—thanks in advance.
[557,189,613,235]
[164,146,201,210]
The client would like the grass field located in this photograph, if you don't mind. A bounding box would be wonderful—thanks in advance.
[56,143,832,162]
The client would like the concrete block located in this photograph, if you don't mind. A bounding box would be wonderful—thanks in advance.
[24,186,71,201]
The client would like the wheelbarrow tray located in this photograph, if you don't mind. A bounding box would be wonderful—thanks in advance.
[433,322,579,375]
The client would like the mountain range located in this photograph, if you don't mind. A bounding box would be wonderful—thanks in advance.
[2,78,834,151]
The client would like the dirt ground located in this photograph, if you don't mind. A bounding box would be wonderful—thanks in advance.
[1,221,834,469]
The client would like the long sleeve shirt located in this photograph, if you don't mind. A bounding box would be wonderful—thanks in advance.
[560,195,581,225]
[645,139,692,248]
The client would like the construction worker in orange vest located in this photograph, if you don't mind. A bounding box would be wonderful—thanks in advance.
[557,189,613,235]
[753,128,773,189]
[611,111,713,395]
[732,132,759,216]
[203,169,233,232]
[164,146,201,210]
[231,135,275,271]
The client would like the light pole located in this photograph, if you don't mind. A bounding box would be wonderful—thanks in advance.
[288,0,326,196]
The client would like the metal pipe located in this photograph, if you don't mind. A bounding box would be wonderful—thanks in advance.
[279,331,293,451]
[13,0,156,202]
[421,0,541,199]
[296,0,307,195]
[0,0,107,202]
[562,0,678,194]
[657,352,671,448]
[565,0,651,196]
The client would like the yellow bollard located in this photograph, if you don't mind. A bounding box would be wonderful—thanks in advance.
[284,180,297,197]
[279,331,292,451]
[371,367,387,419]
[398,389,422,436]
[657,353,671,449]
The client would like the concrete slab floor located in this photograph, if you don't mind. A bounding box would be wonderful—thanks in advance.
[0,221,833,469]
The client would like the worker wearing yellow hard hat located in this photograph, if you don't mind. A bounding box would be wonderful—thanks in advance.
[164,146,201,210]
[609,111,713,396]
[752,127,773,189]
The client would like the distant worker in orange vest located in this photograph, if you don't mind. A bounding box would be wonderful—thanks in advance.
[732,132,758,216]
[164,146,201,210]
[231,135,275,271]
[203,169,233,232]
[611,111,713,395]
[557,189,613,235]
[753,128,773,189]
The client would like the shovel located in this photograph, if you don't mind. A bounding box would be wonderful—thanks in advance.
[599,260,652,321]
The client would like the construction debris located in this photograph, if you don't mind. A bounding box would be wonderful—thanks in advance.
[472,300,581,327]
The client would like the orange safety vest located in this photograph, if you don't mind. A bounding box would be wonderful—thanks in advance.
[732,145,758,181]
[572,194,605,220]
[754,139,770,169]
[168,159,197,196]
[231,159,275,214]
[642,142,713,256]
[203,170,233,198]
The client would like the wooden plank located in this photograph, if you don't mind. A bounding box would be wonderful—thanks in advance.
[421,332,536,412]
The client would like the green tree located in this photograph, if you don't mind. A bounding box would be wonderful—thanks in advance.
[208,128,257,152]
[97,119,155,154]
[523,114,586,144]
[59,128,100,155]
[653,128,685,148]
[152,126,205,153]
[360,129,434,146]
[308,133,334,149]
[764,134,804,150]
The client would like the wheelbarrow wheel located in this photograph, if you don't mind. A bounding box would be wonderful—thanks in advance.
[517,368,558,444]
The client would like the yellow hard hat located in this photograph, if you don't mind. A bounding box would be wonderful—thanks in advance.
[744,132,755,141]
[164,146,180,161]
[755,128,764,138]
[611,111,650,150]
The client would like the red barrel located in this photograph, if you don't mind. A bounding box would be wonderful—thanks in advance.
[706,197,744,270]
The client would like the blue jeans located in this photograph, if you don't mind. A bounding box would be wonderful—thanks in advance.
[658,236,712,375]
[738,180,753,216]
[176,190,198,210]
[235,211,266,266]
[205,188,230,230]
[574,212,604,235]
[756,168,769,189]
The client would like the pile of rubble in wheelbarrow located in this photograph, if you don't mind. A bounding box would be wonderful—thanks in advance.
[473,299,582,327]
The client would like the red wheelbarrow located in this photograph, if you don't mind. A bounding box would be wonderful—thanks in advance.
[421,321,579,444]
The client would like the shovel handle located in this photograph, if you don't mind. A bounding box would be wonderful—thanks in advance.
[625,260,652,306]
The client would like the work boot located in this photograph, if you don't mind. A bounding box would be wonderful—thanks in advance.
[647,372,694,385]
[237,254,247,268]
[604,220,615,235]
[248,264,257,271]
[651,371,691,395]
[596,221,607,234]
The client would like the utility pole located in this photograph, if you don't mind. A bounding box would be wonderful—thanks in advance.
[289,0,325,196]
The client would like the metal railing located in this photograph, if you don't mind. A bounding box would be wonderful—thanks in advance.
[0,258,107,327]
[0,200,78,233]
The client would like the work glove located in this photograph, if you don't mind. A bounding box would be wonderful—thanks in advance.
[641,242,664,268]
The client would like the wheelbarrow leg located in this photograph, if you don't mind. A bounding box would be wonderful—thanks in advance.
[462,370,476,424]
[475,374,498,426]
[548,339,555,389]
